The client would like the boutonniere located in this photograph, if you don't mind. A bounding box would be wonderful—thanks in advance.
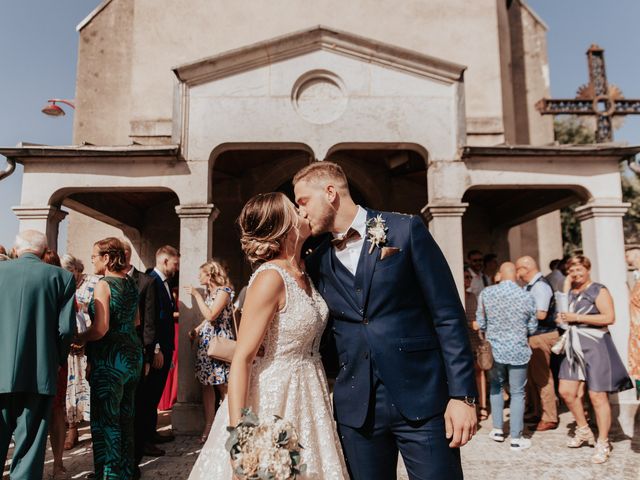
[366,215,388,254]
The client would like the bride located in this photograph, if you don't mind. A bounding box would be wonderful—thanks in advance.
[188,192,348,480]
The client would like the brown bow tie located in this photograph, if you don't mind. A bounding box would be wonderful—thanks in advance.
[331,228,361,251]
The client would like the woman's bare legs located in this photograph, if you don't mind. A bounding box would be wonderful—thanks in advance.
[50,406,67,475]
[201,385,216,442]
[588,390,611,441]
[559,379,588,427]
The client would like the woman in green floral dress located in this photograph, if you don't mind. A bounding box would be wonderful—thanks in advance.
[78,237,142,479]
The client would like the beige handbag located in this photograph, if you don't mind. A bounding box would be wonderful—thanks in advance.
[207,306,239,363]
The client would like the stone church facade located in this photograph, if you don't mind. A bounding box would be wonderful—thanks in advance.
[2,0,638,431]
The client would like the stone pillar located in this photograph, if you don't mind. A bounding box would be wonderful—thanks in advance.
[576,201,637,432]
[171,203,218,434]
[423,202,468,301]
[12,205,68,252]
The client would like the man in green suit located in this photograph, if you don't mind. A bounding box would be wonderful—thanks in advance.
[0,230,76,479]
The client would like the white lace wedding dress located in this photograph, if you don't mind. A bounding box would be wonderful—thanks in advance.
[188,263,348,480]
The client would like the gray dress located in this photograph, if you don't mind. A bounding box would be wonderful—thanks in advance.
[558,283,633,392]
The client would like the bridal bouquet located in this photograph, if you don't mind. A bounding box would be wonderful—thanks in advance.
[226,409,306,480]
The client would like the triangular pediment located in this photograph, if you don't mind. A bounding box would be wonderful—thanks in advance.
[173,26,466,86]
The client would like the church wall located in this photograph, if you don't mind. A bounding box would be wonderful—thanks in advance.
[74,0,134,146]
[75,0,508,146]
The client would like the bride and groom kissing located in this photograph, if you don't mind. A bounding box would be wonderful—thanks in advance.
[189,162,478,480]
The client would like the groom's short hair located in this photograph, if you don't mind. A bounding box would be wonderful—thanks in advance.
[292,162,349,191]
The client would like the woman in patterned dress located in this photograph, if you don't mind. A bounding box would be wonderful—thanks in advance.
[185,260,235,442]
[557,255,633,464]
[61,254,99,450]
[78,237,143,479]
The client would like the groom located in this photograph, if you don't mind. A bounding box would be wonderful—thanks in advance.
[294,162,477,479]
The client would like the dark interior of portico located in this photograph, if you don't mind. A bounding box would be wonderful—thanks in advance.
[462,186,588,265]
[59,188,180,266]
[211,146,429,289]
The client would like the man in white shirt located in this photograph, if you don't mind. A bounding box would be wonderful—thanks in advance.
[467,250,490,297]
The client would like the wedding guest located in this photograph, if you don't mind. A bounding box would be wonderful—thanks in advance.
[42,249,70,480]
[78,237,143,478]
[545,259,566,293]
[625,247,640,290]
[61,253,99,450]
[467,250,491,297]
[483,253,498,284]
[516,256,559,431]
[464,270,488,421]
[121,242,159,477]
[143,245,180,455]
[0,231,76,480]
[557,255,633,464]
[185,260,235,443]
[477,262,537,451]
[629,253,640,399]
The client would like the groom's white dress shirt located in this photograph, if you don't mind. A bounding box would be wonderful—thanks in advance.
[333,205,367,276]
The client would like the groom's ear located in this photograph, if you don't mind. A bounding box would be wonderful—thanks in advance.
[325,184,337,202]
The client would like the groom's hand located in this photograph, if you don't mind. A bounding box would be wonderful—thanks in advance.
[445,399,477,447]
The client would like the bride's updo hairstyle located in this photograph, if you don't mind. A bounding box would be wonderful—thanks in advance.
[238,192,297,265]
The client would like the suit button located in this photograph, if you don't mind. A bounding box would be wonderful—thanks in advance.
[356,288,361,293]
[363,317,369,324]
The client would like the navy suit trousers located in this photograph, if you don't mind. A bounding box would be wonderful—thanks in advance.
[338,380,463,480]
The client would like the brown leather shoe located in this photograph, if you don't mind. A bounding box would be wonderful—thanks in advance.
[533,421,558,431]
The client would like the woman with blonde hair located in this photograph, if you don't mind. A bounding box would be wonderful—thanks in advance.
[557,255,632,464]
[188,192,348,479]
[184,260,235,443]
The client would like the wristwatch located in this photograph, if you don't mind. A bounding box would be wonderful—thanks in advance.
[452,396,477,407]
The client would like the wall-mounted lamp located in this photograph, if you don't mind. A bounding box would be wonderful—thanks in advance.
[41,98,76,117]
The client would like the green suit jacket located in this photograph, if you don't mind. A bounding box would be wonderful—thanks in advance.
[0,253,77,396]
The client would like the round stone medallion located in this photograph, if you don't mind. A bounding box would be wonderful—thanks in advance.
[292,71,348,125]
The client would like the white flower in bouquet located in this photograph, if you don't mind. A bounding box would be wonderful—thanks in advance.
[366,215,388,254]
[226,408,306,480]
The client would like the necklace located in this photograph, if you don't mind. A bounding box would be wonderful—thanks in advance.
[286,259,306,278]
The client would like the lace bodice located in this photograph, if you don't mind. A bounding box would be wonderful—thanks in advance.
[249,263,329,362]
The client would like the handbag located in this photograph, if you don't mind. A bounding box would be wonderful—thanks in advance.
[476,331,494,371]
[207,304,239,363]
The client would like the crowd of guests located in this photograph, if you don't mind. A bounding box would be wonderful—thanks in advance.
[464,249,636,463]
[2,231,639,476]
[0,231,236,479]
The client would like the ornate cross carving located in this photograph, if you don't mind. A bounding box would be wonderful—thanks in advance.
[536,44,640,142]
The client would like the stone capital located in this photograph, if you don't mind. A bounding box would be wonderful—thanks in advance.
[175,203,219,221]
[575,202,630,222]
[421,202,468,222]
[12,205,68,223]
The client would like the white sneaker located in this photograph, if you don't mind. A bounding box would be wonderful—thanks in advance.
[488,428,505,442]
[510,437,532,451]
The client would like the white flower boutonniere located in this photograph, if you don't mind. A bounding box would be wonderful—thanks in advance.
[366,215,388,254]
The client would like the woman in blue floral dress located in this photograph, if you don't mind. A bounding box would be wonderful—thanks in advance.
[185,260,235,442]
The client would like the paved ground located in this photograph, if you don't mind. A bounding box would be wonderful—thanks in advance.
[4,408,640,480]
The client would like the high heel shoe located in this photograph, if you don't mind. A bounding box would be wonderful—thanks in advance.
[591,439,611,464]
[567,424,595,448]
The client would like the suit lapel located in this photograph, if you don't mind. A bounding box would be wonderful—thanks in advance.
[357,209,380,311]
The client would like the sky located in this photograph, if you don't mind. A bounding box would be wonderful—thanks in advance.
[1,0,639,251]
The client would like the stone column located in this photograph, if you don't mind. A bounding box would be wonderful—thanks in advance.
[422,202,468,301]
[12,205,68,251]
[171,203,218,434]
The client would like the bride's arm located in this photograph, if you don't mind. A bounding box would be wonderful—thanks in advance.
[228,269,285,426]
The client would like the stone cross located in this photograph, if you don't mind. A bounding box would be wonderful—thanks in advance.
[536,44,640,142]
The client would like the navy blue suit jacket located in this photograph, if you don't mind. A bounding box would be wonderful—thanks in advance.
[306,210,477,428]
[147,270,176,354]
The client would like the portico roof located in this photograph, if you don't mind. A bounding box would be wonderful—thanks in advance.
[462,143,640,160]
[0,143,180,163]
